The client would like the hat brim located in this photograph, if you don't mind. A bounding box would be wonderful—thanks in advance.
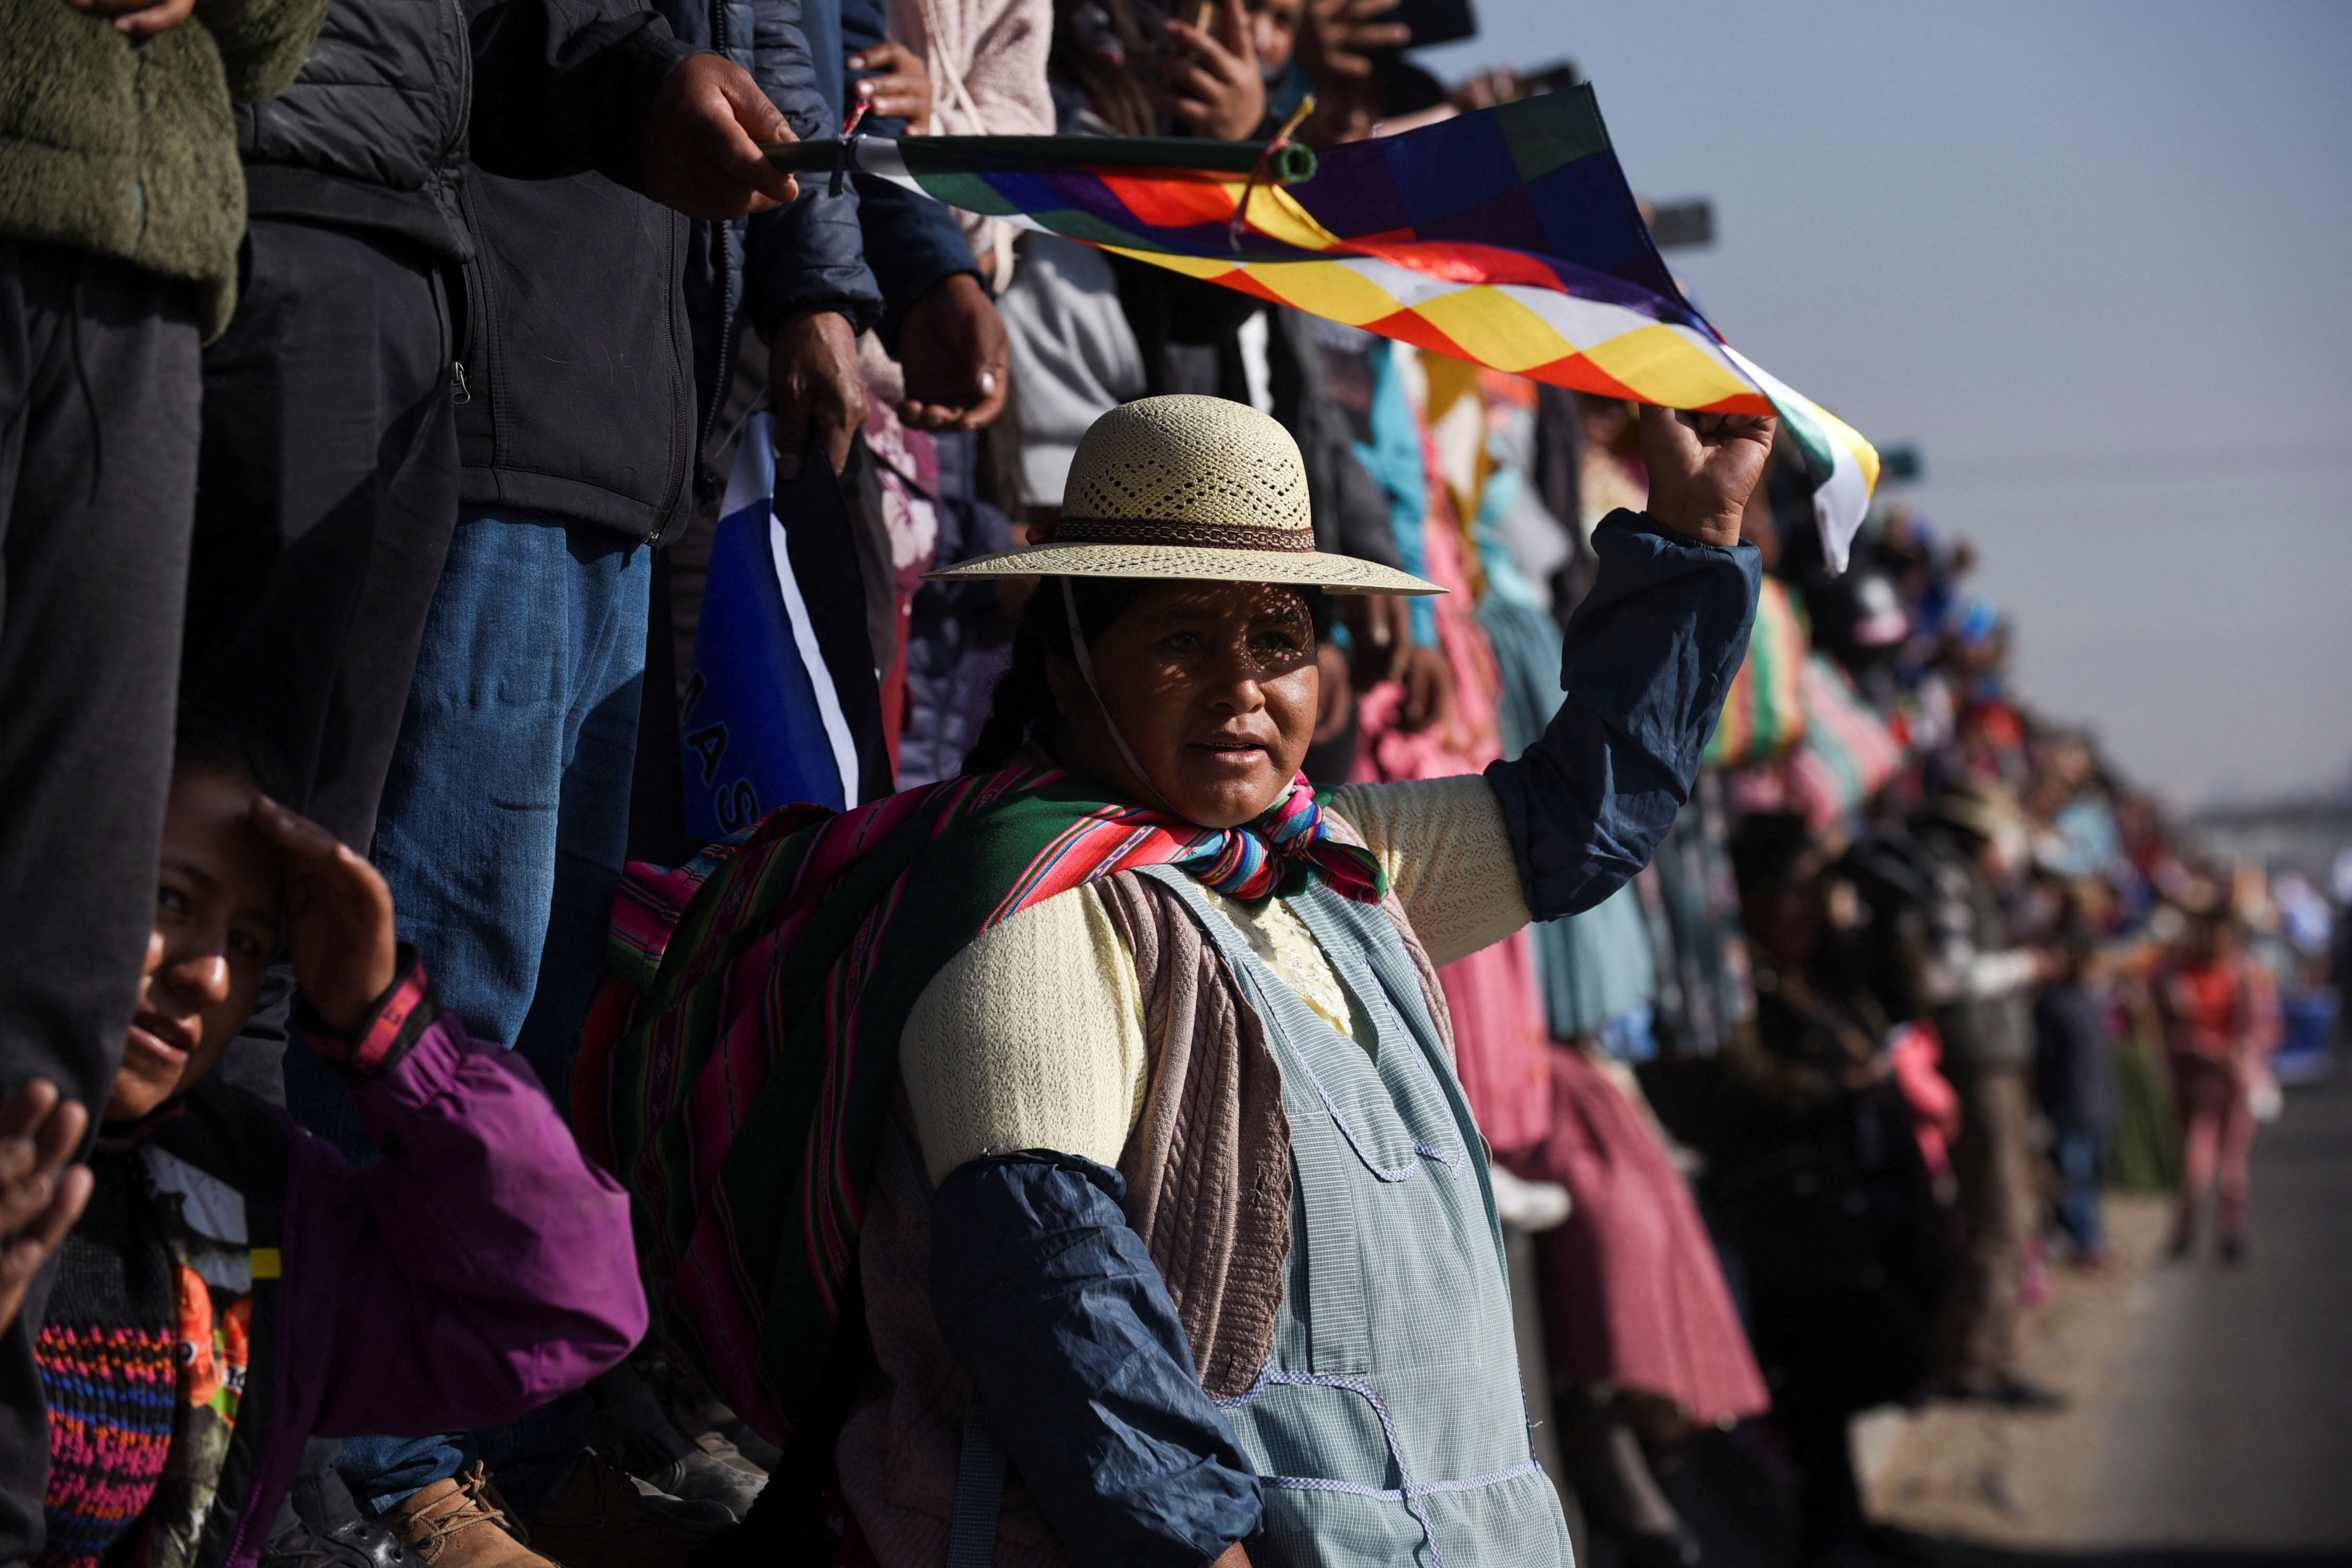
[923,541,1443,596]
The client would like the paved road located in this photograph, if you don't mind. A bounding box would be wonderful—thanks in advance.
[2077,1057,2352,1552]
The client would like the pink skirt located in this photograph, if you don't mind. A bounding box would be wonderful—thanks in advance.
[1506,1047,1771,1427]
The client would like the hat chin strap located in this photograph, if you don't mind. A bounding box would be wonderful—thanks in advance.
[1061,577,1181,816]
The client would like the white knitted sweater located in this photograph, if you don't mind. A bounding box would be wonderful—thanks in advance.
[899,775,1532,1184]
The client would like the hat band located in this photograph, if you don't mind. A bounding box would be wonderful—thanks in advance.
[1049,516,1316,553]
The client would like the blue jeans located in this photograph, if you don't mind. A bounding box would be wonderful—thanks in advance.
[2051,1125,2107,1257]
[337,1401,589,1518]
[305,508,650,1511]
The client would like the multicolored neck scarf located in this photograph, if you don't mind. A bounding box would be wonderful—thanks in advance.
[575,767,1384,1460]
[1096,774,1382,909]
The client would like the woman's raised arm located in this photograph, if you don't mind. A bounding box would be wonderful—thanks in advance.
[1340,407,1767,948]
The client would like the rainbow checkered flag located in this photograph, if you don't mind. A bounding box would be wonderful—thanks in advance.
[778,84,1879,567]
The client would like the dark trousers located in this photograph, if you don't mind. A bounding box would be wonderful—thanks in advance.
[183,218,458,1102]
[0,238,201,1565]
[2050,1123,2107,1257]
[1936,1065,2033,1390]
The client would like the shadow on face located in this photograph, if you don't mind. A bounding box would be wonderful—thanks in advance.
[1049,578,1320,828]
[112,768,283,1124]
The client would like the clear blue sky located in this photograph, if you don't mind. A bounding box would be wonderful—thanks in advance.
[1416,1,2352,807]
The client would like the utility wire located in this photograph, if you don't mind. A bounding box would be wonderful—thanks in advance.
[1913,446,2352,493]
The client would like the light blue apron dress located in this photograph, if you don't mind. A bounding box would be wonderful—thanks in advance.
[1133,865,1573,1568]
[940,868,1573,1568]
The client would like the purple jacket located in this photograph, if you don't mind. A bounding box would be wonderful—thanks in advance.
[214,963,648,1567]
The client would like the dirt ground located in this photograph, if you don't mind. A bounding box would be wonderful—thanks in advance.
[1856,1195,2173,1547]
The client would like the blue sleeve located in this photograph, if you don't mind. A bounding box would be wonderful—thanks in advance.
[838,0,981,343]
[932,1152,1264,1567]
[741,0,886,336]
[1485,510,1761,919]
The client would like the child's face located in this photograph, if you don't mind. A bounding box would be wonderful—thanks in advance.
[1250,0,1300,74]
[112,769,283,1124]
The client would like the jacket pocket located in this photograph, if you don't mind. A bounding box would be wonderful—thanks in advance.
[452,177,498,469]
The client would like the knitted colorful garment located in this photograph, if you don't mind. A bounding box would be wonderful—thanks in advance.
[34,1130,261,1568]
[34,1150,177,1568]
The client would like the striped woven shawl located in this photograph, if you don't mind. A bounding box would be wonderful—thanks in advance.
[574,765,1382,1448]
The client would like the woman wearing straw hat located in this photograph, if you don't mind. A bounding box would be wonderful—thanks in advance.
[583,393,1770,1568]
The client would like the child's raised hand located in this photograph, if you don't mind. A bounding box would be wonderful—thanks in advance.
[253,797,399,1036]
[0,1080,92,1332]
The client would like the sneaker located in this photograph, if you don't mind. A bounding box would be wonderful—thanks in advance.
[269,1444,416,1568]
[263,1517,416,1568]
[587,1365,768,1522]
[627,1451,766,1522]
[529,1451,734,1568]
[387,1465,558,1568]
[2221,1234,2247,1267]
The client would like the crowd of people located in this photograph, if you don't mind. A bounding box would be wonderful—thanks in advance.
[2,3,2344,1568]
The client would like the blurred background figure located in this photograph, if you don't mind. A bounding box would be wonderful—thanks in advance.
[2034,915,2118,1268]
[2157,904,2281,1264]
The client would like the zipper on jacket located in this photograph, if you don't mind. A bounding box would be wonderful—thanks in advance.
[431,254,473,407]
[442,0,473,169]
[688,0,740,490]
[453,178,500,471]
[652,209,695,547]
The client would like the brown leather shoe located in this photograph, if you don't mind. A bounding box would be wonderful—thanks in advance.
[387,1464,560,1568]
[526,1451,732,1568]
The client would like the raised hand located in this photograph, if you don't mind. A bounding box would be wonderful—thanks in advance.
[251,798,398,1037]
[0,1080,92,1332]
[1637,403,1777,549]
[642,54,800,222]
[1300,0,1410,84]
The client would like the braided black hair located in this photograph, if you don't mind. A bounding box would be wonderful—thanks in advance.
[963,577,1152,774]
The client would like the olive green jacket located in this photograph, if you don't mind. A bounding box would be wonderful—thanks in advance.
[0,0,327,338]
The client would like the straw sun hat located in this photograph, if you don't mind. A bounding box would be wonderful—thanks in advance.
[925,395,1441,596]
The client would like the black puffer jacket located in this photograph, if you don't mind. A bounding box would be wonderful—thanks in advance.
[237,0,694,266]
[237,0,472,260]
[456,0,884,541]
[234,0,713,538]
[657,0,887,484]
[450,0,716,542]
